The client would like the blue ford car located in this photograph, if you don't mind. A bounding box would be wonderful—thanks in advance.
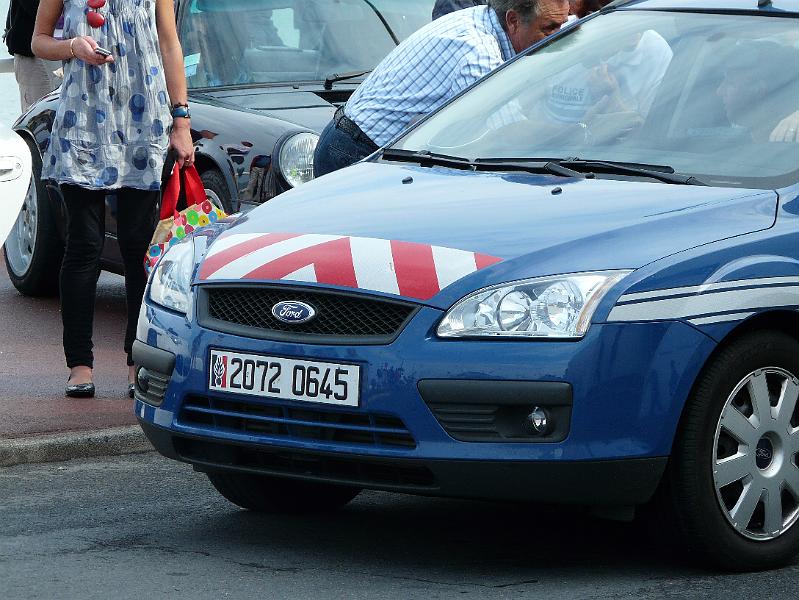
[134,0,799,570]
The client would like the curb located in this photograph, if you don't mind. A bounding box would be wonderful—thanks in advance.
[0,425,154,467]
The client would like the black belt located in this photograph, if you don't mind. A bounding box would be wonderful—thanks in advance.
[334,106,379,152]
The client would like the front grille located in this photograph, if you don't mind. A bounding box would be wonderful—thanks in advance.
[199,286,417,344]
[179,395,416,449]
[174,438,436,488]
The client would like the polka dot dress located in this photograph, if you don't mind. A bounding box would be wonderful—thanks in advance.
[42,0,171,191]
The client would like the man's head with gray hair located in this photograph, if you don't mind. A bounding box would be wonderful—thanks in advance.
[487,0,569,53]
[488,0,540,29]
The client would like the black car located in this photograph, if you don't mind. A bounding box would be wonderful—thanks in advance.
[4,0,432,296]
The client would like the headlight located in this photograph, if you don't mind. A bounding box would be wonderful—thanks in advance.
[279,132,319,188]
[149,240,195,314]
[437,271,631,339]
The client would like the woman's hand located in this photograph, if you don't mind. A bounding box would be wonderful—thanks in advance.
[169,121,195,169]
[71,36,114,65]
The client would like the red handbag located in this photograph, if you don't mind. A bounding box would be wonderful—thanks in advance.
[144,164,227,274]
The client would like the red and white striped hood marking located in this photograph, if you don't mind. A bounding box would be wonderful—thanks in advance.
[198,232,502,300]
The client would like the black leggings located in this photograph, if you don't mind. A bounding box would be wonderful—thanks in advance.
[60,185,158,369]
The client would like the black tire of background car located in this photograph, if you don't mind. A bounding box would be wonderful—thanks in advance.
[3,137,63,297]
[654,330,799,571]
[200,169,233,214]
[207,472,362,513]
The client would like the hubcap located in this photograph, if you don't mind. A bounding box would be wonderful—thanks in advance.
[713,368,799,541]
[4,174,38,277]
[756,437,775,470]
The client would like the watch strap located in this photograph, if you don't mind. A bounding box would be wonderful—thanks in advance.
[171,105,190,119]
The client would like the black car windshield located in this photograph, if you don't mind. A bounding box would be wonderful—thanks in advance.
[180,0,432,89]
[392,11,799,189]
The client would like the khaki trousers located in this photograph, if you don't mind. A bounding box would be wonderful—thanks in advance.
[13,54,61,112]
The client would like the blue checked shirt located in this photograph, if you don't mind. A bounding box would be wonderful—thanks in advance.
[345,6,516,147]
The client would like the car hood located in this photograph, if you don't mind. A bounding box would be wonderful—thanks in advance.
[196,162,777,307]
[195,87,343,132]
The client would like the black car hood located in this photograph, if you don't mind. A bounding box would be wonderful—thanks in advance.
[194,87,342,131]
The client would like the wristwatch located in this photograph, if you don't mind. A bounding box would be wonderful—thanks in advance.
[171,104,190,119]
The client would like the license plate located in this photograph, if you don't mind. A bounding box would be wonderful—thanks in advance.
[208,350,360,407]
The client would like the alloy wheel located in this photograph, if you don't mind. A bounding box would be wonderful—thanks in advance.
[713,367,799,540]
[4,174,38,277]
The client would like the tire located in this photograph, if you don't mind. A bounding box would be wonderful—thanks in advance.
[200,169,234,214]
[3,136,63,297]
[658,330,799,571]
[207,472,361,513]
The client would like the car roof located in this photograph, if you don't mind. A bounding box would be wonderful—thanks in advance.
[607,0,799,14]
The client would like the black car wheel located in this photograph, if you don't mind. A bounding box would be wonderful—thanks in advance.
[659,330,799,570]
[3,137,63,297]
[200,169,233,214]
[207,472,361,513]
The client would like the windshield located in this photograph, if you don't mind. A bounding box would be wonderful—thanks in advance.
[180,0,433,89]
[368,0,434,41]
[393,11,799,189]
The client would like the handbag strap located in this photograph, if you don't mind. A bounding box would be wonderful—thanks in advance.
[182,164,206,207]
[159,163,205,220]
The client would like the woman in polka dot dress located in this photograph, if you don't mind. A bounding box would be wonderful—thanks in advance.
[32,0,194,398]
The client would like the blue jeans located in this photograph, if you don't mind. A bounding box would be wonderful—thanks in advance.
[313,119,377,178]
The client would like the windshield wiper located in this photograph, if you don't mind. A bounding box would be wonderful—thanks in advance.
[557,159,707,186]
[380,148,474,168]
[474,158,585,178]
[381,151,586,178]
[381,151,706,185]
[323,70,371,90]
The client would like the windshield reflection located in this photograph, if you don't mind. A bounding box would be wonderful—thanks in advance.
[180,0,432,88]
[394,12,799,189]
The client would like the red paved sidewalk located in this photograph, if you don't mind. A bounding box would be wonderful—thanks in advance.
[0,254,147,461]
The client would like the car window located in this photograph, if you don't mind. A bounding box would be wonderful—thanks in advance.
[180,0,433,89]
[367,0,437,41]
[394,12,799,189]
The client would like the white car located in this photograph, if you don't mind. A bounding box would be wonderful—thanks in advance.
[0,126,32,249]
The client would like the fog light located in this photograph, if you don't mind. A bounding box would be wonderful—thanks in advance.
[526,407,551,435]
[136,367,150,394]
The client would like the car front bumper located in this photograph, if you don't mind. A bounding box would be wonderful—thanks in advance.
[134,297,716,506]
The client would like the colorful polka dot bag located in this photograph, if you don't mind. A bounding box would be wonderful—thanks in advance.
[145,164,227,275]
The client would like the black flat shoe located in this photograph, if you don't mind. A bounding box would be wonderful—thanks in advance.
[128,383,135,399]
[66,382,95,398]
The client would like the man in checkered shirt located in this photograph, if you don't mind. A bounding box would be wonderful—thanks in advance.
[313,0,569,177]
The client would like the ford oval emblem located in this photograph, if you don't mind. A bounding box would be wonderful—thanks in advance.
[271,300,316,324]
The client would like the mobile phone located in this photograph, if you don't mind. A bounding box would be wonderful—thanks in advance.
[94,47,112,57]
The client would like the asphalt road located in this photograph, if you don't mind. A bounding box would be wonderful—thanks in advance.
[1,453,798,600]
